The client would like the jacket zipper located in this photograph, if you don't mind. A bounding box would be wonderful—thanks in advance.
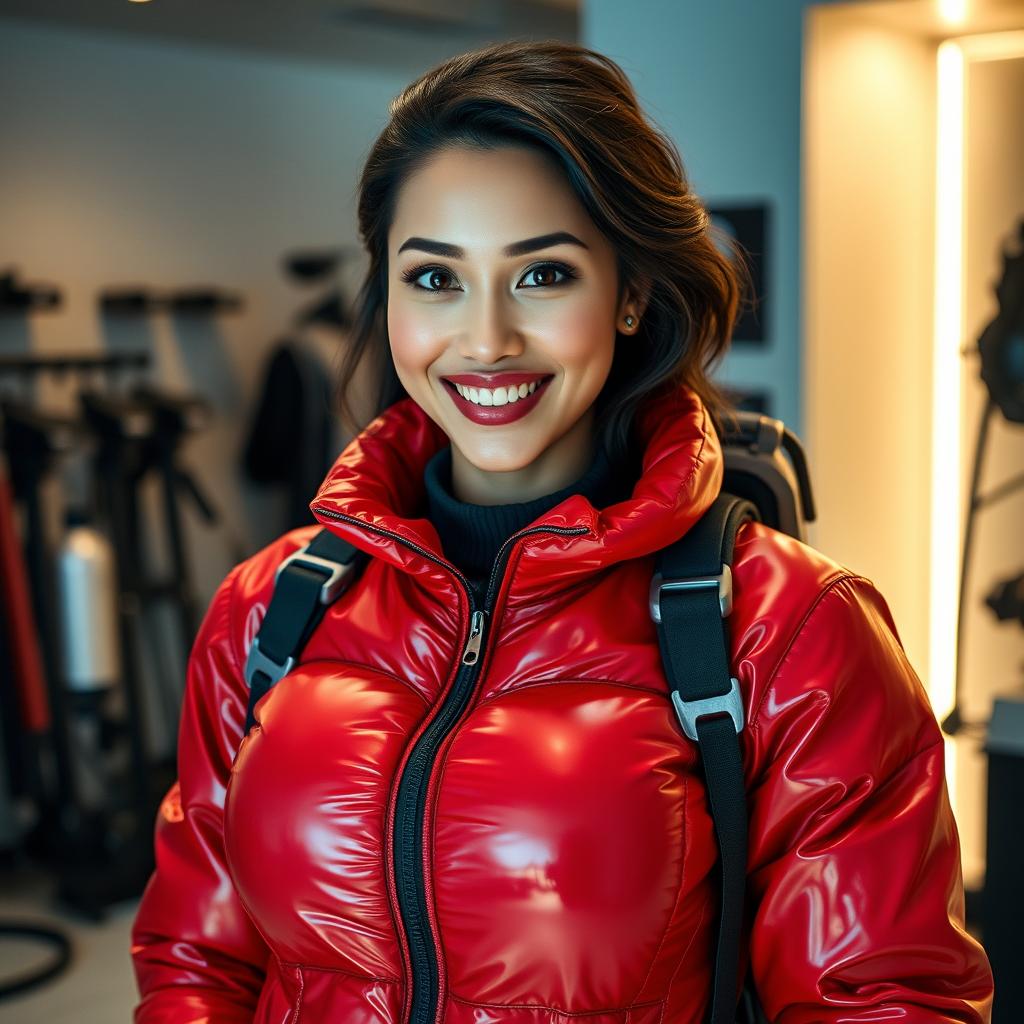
[311,505,588,1024]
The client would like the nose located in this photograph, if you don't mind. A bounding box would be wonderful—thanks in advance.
[455,287,525,365]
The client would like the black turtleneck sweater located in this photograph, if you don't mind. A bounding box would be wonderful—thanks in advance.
[423,440,638,602]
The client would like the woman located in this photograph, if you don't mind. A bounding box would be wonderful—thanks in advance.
[131,41,994,1024]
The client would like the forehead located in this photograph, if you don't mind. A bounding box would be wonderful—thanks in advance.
[388,145,594,253]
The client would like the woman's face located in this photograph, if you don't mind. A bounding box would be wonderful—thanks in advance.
[386,144,643,506]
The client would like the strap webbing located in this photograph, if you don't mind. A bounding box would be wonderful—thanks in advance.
[654,493,759,1024]
[244,529,366,733]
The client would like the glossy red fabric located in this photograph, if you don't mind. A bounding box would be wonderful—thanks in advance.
[130,381,994,1024]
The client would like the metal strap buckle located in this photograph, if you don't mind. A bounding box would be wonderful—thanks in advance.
[243,638,295,690]
[274,543,356,605]
[649,563,733,623]
[671,677,745,741]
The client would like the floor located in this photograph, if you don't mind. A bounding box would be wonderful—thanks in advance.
[0,862,139,1023]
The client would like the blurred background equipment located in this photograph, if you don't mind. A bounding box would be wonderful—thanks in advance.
[0,268,61,313]
[941,218,1024,739]
[100,286,244,318]
[0,253,255,1000]
[0,346,242,1002]
[0,351,230,934]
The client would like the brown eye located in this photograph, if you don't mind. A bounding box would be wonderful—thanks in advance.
[401,265,462,291]
[427,270,453,290]
[518,262,575,289]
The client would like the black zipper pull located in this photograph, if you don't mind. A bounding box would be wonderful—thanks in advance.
[461,610,486,665]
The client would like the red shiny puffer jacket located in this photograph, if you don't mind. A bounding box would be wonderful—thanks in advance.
[130,382,994,1024]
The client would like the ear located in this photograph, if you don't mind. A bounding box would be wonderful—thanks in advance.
[617,275,652,325]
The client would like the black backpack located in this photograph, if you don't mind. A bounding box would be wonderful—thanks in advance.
[243,410,816,1024]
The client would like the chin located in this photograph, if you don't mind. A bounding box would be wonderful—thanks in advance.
[454,435,545,474]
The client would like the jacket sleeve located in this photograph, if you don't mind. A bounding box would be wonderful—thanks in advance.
[743,573,994,1023]
[130,565,271,1023]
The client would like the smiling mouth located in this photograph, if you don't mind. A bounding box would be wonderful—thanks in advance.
[441,374,555,423]
[441,375,554,404]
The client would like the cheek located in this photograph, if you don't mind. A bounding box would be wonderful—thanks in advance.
[387,299,445,374]
[534,293,617,373]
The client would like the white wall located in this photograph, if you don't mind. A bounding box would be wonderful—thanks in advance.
[804,11,936,683]
[583,0,814,435]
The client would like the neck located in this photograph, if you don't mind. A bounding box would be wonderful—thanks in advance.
[449,406,597,505]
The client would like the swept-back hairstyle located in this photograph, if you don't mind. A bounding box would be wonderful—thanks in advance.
[337,40,750,465]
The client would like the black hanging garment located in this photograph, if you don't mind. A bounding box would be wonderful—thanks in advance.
[242,337,339,532]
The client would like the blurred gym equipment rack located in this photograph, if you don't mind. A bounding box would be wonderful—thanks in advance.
[0,351,221,935]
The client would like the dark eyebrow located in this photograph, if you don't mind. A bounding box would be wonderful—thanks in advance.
[396,231,588,259]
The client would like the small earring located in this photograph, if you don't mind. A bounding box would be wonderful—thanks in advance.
[624,315,636,329]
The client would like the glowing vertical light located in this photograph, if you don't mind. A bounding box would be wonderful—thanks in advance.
[933,39,965,804]
[930,40,964,732]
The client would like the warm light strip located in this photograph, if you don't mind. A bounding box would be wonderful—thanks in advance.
[930,39,964,728]
[958,29,1024,60]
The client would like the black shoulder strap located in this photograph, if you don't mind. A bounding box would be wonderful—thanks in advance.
[650,492,761,1024]
[243,529,368,733]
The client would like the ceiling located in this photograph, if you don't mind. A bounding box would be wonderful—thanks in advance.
[0,0,580,72]
[820,0,1024,37]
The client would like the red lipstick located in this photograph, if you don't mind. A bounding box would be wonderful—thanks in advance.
[440,374,554,426]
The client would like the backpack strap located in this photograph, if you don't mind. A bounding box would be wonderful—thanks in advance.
[650,492,761,1024]
[243,529,369,733]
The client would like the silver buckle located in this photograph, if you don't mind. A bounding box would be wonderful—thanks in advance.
[649,563,733,623]
[274,543,355,605]
[244,637,295,689]
[671,677,745,741]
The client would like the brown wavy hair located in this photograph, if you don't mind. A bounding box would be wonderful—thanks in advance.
[336,40,750,465]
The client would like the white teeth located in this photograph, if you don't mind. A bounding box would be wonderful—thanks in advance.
[453,379,545,406]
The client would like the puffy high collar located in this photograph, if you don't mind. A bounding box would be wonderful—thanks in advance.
[423,435,638,590]
[309,380,723,602]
